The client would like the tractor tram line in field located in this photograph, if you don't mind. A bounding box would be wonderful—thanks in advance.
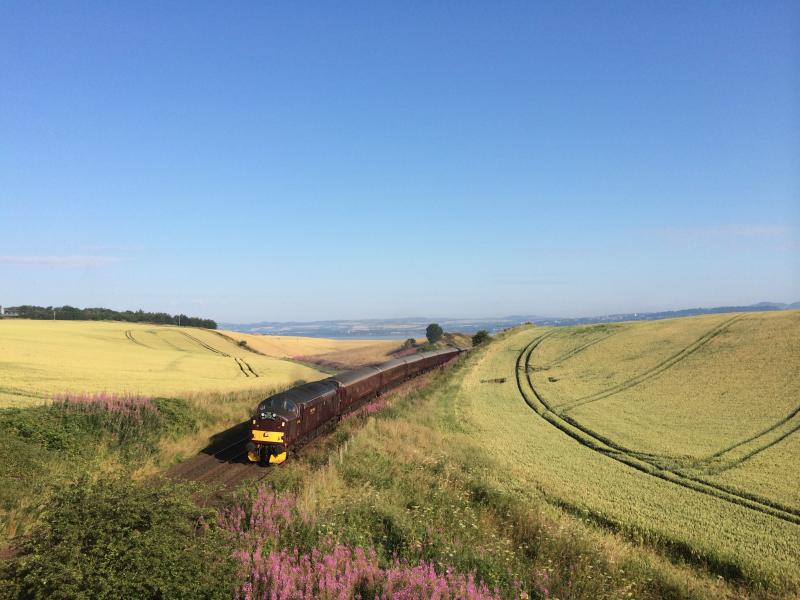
[515,332,800,525]
[122,327,264,378]
[536,329,621,371]
[699,404,800,471]
[178,330,231,357]
[698,418,800,476]
[555,314,746,412]
[124,329,150,348]
[532,316,800,475]
[177,330,261,378]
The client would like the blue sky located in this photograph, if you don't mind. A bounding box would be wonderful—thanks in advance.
[1,2,798,322]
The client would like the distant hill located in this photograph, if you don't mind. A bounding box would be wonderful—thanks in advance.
[532,301,799,327]
[221,301,799,338]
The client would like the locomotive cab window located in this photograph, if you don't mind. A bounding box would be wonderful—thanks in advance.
[257,397,299,419]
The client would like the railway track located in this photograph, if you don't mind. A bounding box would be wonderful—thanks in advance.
[166,422,271,487]
[515,332,800,525]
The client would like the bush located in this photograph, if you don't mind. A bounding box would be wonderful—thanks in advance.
[0,478,236,600]
[472,330,491,346]
[402,338,417,349]
[426,323,444,344]
[0,395,198,459]
[0,395,201,524]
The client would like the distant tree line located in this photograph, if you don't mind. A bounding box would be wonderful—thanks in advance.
[9,305,217,329]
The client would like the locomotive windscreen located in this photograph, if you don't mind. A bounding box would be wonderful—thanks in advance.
[258,396,298,419]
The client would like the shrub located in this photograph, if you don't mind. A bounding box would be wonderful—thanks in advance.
[472,330,491,346]
[0,394,198,458]
[402,338,417,349]
[0,478,236,600]
[426,323,444,344]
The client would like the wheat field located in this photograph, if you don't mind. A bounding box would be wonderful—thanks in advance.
[454,312,800,588]
[0,320,326,407]
[219,330,408,369]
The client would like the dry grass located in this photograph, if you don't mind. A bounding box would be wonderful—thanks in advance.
[0,320,326,407]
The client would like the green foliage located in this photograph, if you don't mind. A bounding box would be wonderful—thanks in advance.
[425,323,443,344]
[9,305,217,329]
[471,330,491,345]
[0,398,198,459]
[0,478,236,600]
[402,338,417,349]
[0,398,201,529]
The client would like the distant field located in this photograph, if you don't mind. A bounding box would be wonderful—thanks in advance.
[0,321,326,407]
[219,331,410,369]
[455,311,800,589]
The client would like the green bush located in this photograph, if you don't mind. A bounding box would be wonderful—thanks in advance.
[0,398,202,534]
[471,330,491,346]
[0,398,198,459]
[0,478,236,600]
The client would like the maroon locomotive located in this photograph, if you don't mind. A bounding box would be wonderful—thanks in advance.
[247,347,462,464]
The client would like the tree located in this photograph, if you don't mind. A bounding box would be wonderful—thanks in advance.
[426,323,443,344]
[472,330,491,346]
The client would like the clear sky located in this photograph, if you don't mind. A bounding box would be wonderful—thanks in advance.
[1,2,798,323]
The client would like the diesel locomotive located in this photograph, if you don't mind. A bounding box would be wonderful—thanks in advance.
[247,347,463,464]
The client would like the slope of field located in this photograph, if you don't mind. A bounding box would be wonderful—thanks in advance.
[0,321,326,407]
[559,314,799,457]
[454,315,800,589]
[219,330,410,369]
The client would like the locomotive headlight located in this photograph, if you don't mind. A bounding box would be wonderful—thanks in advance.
[252,419,256,425]
[281,422,285,427]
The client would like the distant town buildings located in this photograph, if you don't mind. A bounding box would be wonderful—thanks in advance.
[0,306,20,318]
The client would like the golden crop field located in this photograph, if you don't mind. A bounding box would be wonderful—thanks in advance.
[219,330,409,369]
[0,320,327,407]
[453,312,800,588]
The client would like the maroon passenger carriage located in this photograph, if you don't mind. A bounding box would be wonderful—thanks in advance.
[248,347,463,464]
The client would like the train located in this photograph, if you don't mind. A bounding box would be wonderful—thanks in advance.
[247,347,464,464]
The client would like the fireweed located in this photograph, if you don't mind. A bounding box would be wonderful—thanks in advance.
[50,392,160,441]
[52,391,157,418]
[221,486,502,600]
